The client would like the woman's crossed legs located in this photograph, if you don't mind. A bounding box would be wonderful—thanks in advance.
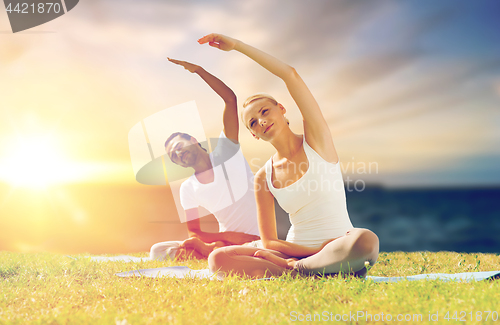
[208,228,379,279]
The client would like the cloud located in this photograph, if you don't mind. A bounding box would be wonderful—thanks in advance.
[2,0,498,187]
[495,80,500,98]
[329,56,500,134]
[331,51,420,98]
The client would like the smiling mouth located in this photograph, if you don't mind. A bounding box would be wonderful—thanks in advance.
[264,124,274,133]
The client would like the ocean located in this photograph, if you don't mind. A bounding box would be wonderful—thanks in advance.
[1,183,499,254]
[345,186,500,253]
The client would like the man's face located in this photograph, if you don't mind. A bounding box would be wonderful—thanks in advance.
[165,135,200,167]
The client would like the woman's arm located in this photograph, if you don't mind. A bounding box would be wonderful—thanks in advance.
[254,167,322,258]
[168,58,239,143]
[198,34,338,163]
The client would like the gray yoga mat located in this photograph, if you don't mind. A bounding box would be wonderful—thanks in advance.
[367,271,500,283]
[115,266,500,282]
[89,255,151,262]
[67,255,152,262]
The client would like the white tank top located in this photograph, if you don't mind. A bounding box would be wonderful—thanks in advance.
[265,137,353,248]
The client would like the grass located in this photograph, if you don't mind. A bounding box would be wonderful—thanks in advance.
[1,251,499,324]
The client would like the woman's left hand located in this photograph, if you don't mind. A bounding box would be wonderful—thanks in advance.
[198,33,238,51]
[254,250,298,270]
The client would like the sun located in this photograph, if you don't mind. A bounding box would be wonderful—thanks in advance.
[0,134,81,189]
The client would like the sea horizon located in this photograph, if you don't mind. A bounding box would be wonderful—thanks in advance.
[1,182,499,254]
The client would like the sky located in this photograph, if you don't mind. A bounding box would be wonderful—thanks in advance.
[0,1,500,253]
[1,0,499,188]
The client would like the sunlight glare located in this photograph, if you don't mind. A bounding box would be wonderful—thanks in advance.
[0,134,83,189]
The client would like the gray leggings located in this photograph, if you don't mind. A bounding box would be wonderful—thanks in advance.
[208,228,379,278]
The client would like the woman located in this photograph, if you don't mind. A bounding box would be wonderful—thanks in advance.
[199,33,379,278]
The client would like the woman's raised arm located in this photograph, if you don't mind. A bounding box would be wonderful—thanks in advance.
[198,33,338,163]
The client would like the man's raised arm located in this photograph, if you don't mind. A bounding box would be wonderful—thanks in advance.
[168,58,239,143]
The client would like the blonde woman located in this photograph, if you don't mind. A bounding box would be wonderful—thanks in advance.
[199,34,379,278]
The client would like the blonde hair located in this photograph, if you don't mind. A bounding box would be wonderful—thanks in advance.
[242,93,278,108]
[241,93,290,128]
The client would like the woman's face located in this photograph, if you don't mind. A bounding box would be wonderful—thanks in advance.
[242,98,286,141]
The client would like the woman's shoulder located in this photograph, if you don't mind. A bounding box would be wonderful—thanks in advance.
[255,164,268,180]
[254,166,270,190]
[255,157,274,182]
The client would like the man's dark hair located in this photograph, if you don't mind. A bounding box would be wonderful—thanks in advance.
[164,132,207,152]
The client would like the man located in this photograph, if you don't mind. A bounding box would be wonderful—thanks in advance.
[150,59,260,260]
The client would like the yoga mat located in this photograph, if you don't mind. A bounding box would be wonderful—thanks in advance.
[89,255,151,263]
[115,266,500,282]
[367,271,500,283]
[68,255,152,262]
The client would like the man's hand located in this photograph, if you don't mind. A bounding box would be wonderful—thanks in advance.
[222,232,260,245]
[168,58,200,73]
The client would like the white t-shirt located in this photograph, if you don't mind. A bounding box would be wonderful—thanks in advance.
[179,132,259,236]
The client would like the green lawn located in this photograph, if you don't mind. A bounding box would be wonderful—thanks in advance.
[1,251,499,324]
